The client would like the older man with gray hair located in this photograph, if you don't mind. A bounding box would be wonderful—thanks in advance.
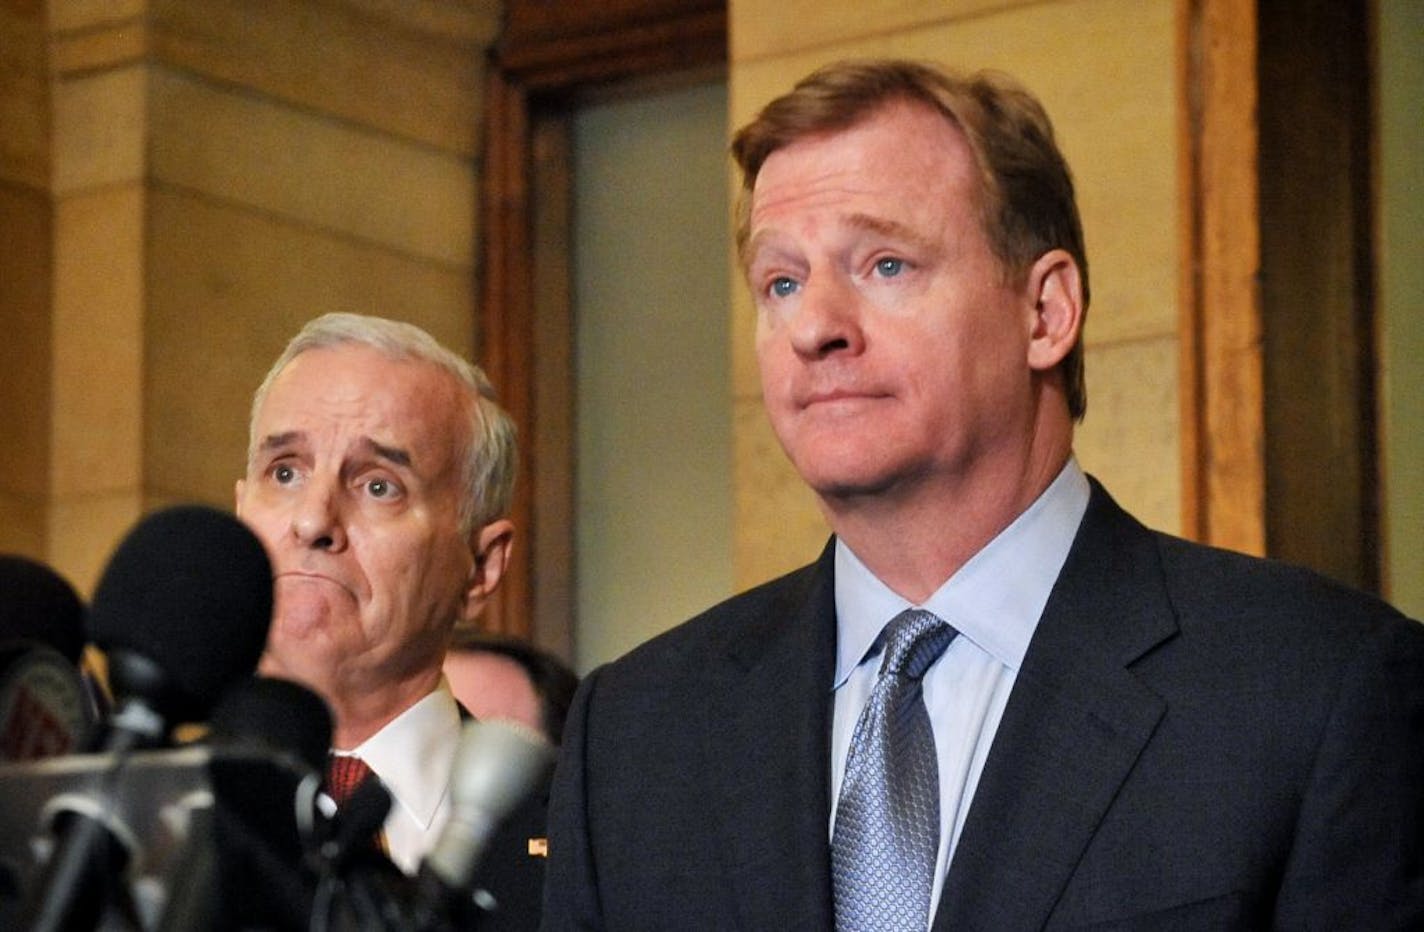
[235,313,543,926]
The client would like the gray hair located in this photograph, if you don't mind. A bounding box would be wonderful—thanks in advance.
[248,313,517,531]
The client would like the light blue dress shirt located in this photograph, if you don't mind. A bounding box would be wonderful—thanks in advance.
[829,458,1090,926]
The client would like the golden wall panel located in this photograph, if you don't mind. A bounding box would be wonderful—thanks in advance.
[143,188,475,507]
[729,282,760,401]
[47,490,143,595]
[51,185,144,499]
[0,183,52,503]
[50,19,149,75]
[48,1,147,33]
[149,67,477,266]
[1074,335,1180,534]
[731,396,829,588]
[149,0,493,155]
[0,5,50,189]
[52,64,146,194]
[731,0,1031,63]
[0,494,47,562]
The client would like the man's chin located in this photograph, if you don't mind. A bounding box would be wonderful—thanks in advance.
[256,648,336,704]
[256,646,305,684]
[805,467,902,501]
[259,622,334,681]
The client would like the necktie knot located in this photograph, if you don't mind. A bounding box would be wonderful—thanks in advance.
[325,753,375,807]
[879,609,956,680]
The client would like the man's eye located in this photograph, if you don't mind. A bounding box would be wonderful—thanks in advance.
[367,478,395,498]
[769,276,799,298]
[875,257,904,278]
[273,464,297,484]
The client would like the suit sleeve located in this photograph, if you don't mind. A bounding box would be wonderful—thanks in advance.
[540,666,606,931]
[1274,615,1424,928]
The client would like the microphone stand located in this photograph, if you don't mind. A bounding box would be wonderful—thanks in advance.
[21,698,161,932]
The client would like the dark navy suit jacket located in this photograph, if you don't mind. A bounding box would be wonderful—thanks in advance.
[543,480,1424,930]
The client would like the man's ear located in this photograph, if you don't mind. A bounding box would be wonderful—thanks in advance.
[234,479,246,516]
[1024,249,1084,372]
[459,518,514,624]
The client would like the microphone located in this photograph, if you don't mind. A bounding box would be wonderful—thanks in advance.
[313,775,410,931]
[0,554,86,664]
[209,675,332,773]
[0,556,94,761]
[23,506,274,932]
[156,676,333,932]
[88,505,274,750]
[415,719,556,927]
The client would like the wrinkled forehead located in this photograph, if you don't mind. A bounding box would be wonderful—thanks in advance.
[744,105,981,257]
[254,345,474,469]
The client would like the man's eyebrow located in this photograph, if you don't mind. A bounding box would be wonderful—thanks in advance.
[741,229,783,272]
[256,431,302,453]
[362,438,412,469]
[253,432,412,469]
[845,213,939,252]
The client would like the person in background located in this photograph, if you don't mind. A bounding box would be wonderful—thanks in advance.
[444,629,579,744]
[236,312,545,928]
[542,59,1424,930]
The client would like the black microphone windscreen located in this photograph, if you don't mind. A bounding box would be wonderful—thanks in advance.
[210,676,332,774]
[88,505,273,723]
[0,554,86,664]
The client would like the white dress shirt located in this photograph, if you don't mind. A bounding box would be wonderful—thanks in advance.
[830,458,1090,926]
[333,679,462,874]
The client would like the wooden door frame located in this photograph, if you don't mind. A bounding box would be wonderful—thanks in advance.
[1179,0,1379,589]
[477,1,727,657]
[1178,0,1266,553]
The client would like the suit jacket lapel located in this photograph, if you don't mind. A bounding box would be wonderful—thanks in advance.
[936,480,1178,931]
[701,541,839,930]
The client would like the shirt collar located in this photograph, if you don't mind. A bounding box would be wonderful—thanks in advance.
[345,680,462,828]
[833,458,1090,687]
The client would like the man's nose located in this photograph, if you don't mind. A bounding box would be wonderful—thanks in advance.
[291,480,347,551]
[788,275,866,360]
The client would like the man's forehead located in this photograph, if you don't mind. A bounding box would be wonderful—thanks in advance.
[253,347,470,466]
[750,101,971,205]
[266,345,461,409]
[744,114,976,264]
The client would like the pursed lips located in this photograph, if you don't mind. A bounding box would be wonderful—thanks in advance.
[276,569,355,597]
[798,387,890,410]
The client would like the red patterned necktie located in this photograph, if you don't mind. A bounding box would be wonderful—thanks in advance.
[325,754,375,807]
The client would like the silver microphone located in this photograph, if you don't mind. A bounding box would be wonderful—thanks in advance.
[425,719,555,894]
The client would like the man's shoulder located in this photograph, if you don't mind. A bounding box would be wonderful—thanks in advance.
[1152,534,1424,677]
[617,554,827,669]
[1081,480,1421,654]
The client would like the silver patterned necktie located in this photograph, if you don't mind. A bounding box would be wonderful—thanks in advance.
[832,609,957,931]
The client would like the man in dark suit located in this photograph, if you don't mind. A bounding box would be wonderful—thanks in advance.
[542,60,1424,930]
[237,312,546,928]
